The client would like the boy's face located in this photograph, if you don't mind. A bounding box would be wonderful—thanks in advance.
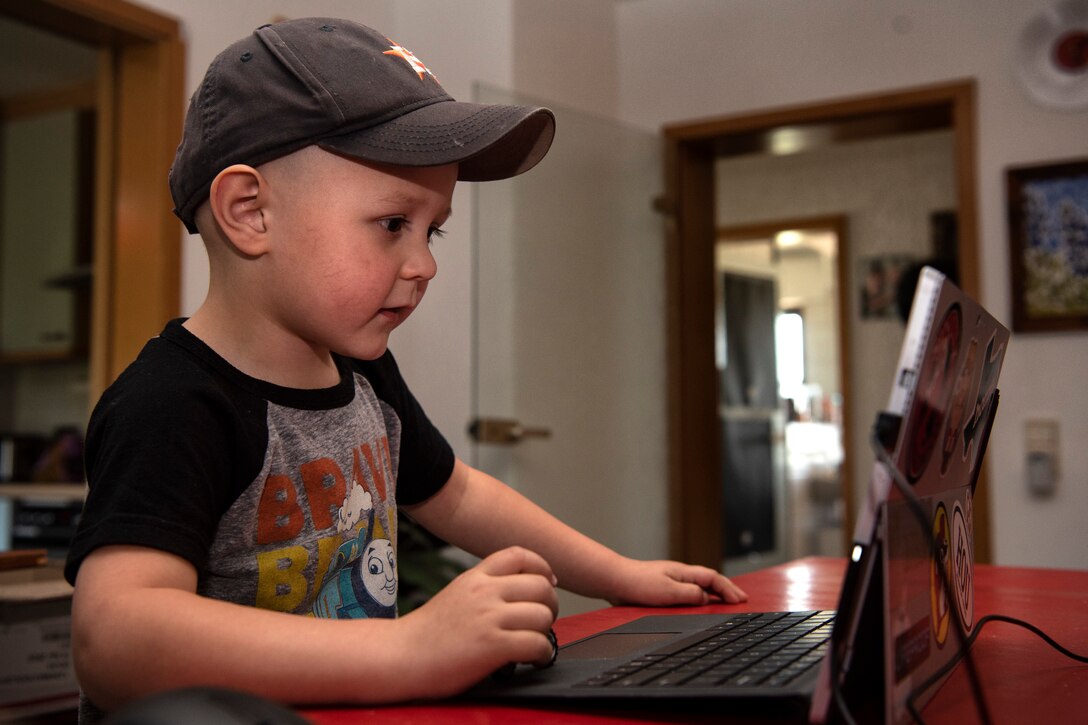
[260,148,456,361]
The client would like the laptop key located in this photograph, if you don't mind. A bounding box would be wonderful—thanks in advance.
[725,673,759,687]
[647,630,722,656]
[610,673,658,687]
[682,674,726,688]
[646,671,697,687]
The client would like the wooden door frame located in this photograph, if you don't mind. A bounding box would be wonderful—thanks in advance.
[2,0,184,401]
[662,79,989,567]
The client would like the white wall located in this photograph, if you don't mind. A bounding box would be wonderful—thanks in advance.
[148,0,1086,571]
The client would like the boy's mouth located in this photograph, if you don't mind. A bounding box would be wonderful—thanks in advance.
[379,290,423,323]
[379,304,412,322]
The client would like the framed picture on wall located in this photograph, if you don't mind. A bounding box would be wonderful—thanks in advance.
[858,254,914,320]
[1007,158,1088,332]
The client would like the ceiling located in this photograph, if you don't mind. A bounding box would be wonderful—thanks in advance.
[0,14,97,101]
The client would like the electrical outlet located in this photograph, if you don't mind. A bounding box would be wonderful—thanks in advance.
[1024,418,1059,497]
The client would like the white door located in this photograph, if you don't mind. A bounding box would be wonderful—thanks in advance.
[471,86,662,614]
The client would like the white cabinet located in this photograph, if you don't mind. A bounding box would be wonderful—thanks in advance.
[0,109,92,358]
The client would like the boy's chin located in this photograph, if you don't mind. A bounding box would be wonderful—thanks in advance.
[336,334,391,361]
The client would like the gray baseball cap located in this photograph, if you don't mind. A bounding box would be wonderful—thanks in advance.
[169,17,555,232]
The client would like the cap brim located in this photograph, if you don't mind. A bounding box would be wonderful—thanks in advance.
[317,101,555,181]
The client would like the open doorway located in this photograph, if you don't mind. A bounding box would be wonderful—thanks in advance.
[715,218,849,574]
[662,80,988,570]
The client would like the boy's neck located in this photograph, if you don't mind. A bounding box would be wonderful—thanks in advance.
[183,309,341,390]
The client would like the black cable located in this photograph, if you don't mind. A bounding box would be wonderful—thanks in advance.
[870,428,1088,725]
[904,613,1088,723]
[831,670,858,725]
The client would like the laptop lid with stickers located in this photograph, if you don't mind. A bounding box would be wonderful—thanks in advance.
[811,266,1009,723]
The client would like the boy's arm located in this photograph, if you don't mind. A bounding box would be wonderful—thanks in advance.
[405,458,747,607]
[71,543,557,711]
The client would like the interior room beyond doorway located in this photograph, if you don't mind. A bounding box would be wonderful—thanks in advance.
[715,221,847,575]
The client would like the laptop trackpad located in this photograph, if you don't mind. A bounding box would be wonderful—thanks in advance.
[561,632,677,660]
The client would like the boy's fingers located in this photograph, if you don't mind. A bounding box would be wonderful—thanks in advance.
[504,628,557,668]
[498,600,557,634]
[704,572,748,603]
[497,574,559,615]
[680,565,748,603]
[480,548,559,617]
[713,582,748,603]
[480,546,557,585]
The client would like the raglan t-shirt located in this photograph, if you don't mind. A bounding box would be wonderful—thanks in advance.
[64,319,455,620]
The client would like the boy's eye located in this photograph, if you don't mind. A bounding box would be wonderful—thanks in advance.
[379,217,446,242]
[380,217,407,235]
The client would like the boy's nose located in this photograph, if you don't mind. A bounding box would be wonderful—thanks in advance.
[403,241,438,281]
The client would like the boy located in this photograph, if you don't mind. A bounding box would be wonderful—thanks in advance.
[64,17,747,718]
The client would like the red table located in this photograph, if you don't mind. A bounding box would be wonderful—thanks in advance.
[303,557,1088,724]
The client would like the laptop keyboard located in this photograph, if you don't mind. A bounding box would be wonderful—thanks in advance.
[576,610,835,690]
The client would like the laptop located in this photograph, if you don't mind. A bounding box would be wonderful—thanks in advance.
[466,267,1010,724]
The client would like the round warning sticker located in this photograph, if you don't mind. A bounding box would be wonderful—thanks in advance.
[951,501,974,632]
[929,502,951,647]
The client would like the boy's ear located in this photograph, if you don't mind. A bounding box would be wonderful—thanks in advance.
[208,164,270,255]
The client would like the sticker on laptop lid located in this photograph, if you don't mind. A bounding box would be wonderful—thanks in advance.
[905,304,962,482]
[929,501,952,647]
[951,500,974,633]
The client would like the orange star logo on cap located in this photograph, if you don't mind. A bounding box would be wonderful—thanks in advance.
[383,42,437,81]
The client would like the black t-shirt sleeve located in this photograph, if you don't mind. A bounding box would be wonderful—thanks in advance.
[353,351,455,506]
[64,343,263,584]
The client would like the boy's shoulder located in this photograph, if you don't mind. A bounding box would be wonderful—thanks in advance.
[90,321,238,435]
[104,319,225,399]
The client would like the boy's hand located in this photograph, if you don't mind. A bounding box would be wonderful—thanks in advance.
[398,546,558,697]
[606,559,748,607]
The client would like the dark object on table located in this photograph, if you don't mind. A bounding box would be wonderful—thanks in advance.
[103,687,310,725]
